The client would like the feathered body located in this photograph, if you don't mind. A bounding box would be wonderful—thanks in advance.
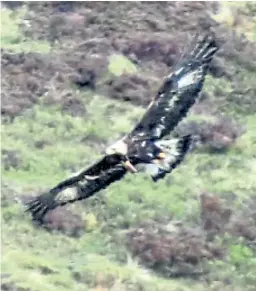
[26,136,191,220]
[26,32,219,221]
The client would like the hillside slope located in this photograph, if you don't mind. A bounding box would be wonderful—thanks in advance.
[1,2,256,291]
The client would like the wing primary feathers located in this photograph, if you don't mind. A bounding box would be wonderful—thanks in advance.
[171,31,218,73]
[129,31,219,141]
[25,164,100,221]
[185,31,219,63]
[25,157,127,222]
[172,31,200,72]
[25,32,219,223]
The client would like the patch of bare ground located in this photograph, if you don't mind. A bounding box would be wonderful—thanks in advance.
[175,114,245,153]
[1,49,107,119]
[1,50,68,118]
[126,193,256,278]
[3,2,256,120]
[38,207,85,238]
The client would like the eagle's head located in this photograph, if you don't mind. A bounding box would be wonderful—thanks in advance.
[105,139,137,173]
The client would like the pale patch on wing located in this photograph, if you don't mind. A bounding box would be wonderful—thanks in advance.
[139,139,184,179]
[177,68,202,89]
[153,124,166,138]
[155,138,185,169]
[55,187,78,203]
[173,67,184,76]
[84,175,100,180]
[167,93,180,108]
[155,138,181,150]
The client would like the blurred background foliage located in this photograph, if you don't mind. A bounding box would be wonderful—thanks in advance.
[1,1,256,291]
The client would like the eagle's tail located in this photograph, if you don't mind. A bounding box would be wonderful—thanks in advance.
[146,135,192,182]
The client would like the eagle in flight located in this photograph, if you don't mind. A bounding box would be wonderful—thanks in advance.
[26,32,219,221]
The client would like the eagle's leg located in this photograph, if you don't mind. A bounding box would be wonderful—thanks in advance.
[156,152,166,159]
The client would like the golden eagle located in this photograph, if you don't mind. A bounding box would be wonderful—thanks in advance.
[26,32,219,221]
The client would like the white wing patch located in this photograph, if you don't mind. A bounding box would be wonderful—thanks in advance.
[173,67,184,76]
[154,138,183,170]
[177,69,201,89]
[55,188,78,203]
[153,124,166,138]
[142,138,182,178]
[168,94,180,108]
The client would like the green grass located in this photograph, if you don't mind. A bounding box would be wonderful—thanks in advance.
[2,76,256,291]
[1,4,256,291]
[1,7,51,53]
[210,2,256,42]
[2,90,256,290]
[1,93,144,187]
[108,54,138,76]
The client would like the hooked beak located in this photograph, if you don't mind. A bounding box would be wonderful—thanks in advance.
[122,160,138,173]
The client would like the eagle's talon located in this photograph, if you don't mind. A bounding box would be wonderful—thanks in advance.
[24,33,218,222]
[157,152,166,159]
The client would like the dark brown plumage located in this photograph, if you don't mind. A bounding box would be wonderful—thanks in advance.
[26,32,219,222]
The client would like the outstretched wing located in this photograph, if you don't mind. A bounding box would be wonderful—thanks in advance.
[128,32,219,142]
[144,135,192,182]
[25,155,127,221]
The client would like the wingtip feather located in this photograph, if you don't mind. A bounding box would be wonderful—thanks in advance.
[193,31,219,62]
[25,192,56,222]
